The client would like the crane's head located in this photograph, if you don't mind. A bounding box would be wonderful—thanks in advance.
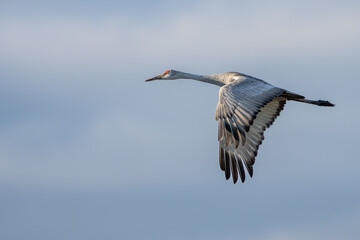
[145,70,176,82]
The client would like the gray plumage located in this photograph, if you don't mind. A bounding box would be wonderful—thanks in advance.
[146,70,334,184]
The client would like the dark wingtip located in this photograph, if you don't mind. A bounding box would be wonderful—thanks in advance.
[247,166,253,178]
[225,173,231,180]
[240,175,245,183]
[219,147,225,171]
[225,152,231,180]
[233,176,238,184]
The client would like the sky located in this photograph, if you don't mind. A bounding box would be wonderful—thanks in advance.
[0,0,360,239]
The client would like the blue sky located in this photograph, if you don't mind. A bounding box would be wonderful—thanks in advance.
[1,0,360,239]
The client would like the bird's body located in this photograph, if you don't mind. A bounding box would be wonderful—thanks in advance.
[146,70,334,184]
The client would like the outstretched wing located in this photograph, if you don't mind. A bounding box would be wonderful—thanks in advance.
[216,77,287,183]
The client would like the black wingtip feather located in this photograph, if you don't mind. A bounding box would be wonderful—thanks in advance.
[247,165,253,177]
[230,154,238,184]
[225,152,231,180]
[219,147,225,171]
[237,158,246,183]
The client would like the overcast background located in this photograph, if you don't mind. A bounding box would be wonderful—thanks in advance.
[1,0,359,239]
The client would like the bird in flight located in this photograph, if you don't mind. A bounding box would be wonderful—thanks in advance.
[146,70,334,184]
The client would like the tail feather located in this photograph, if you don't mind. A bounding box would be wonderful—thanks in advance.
[291,98,335,107]
[281,91,334,107]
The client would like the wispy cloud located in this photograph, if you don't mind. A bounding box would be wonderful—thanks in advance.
[0,2,359,240]
[0,0,359,190]
[1,1,359,74]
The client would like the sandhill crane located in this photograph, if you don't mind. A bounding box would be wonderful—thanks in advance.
[146,70,334,184]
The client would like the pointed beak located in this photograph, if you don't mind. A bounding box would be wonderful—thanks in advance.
[145,75,162,82]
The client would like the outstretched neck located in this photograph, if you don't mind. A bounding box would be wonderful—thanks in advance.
[175,71,225,87]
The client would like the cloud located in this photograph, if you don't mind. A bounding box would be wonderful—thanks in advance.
[1,1,359,75]
[0,4,359,240]
[0,0,359,190]
[254,207,360,240]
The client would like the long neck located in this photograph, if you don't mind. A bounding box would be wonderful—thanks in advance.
[176,71,225,87]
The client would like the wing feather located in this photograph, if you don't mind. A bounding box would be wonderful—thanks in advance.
[216,76,287,183]
[224,151,231,180]
[235,152,246,182]
[219,145,225,171]
[230,153,238,184]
